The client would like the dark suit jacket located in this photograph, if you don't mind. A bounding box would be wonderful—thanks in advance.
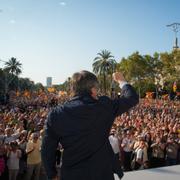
[41,84,139,180]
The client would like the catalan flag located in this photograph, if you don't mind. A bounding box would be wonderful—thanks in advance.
[145,92,154,99]
[47,87,55,93]
[173,82,177,92]
[23,91,31,98]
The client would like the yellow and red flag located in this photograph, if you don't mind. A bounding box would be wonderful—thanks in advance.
[173,82,177,92]
[23,91,31,98]
[47,87,55,93]
[145,92,154,99]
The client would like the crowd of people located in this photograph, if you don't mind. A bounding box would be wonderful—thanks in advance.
[110,99,180,171]
[0,93,179,180]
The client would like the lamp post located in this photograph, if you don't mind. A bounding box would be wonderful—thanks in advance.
[167,23,180,49]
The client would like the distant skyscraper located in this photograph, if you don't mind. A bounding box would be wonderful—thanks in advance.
[46,77,52,87]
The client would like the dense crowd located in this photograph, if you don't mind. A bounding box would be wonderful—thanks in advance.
[110,99,180,171]
[0,94,179,180]
[0,93,60,180]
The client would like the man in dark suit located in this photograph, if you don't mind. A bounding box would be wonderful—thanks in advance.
[41,71,139,180]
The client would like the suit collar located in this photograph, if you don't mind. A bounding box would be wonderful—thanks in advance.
[70,93,97,103]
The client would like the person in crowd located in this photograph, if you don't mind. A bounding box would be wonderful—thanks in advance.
[165,135,179,166]
[145,132,153,164]
[150,137,166,168]
[17,131,28,179]
[25,133,41,180]
[109,129,120,159]
[109,128,124,178]
[4,128,20,145]
[133,135,149,169]
[121,130,134,171]
[7,141,21,180]
[132,139,147,170]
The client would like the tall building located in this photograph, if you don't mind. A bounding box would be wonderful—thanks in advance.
[46,77,52,87]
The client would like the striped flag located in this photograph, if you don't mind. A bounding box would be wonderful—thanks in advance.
[173,82,177,92]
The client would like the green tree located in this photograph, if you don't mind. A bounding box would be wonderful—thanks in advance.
[34,83,45,92]
[117,52,147,82]
[117,52,159,97]
[143,52,163,87]
[4,57,22,93]
[18,78,34,91]
[160,50,180,91]
[93,50,116,94]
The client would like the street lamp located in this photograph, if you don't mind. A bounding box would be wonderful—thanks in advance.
[167,23,180,49]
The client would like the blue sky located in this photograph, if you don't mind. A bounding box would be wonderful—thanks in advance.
[0,0,180,85]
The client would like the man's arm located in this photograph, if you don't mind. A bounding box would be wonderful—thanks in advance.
[112,72,139,117]
[41,110,60,180]
[26,142,34,155]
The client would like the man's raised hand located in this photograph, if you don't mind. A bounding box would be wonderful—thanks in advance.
[112,72,126,84]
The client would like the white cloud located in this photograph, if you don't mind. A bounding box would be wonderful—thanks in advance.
[0,9,3,13]
[59,2,66,6]
[9,19,16,24]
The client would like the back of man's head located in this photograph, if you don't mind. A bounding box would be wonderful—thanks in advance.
[72,70,99,96]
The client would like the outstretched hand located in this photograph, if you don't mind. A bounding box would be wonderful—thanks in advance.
[113,72,126,83]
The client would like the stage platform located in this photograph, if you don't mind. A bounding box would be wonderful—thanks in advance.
[115,165,180,180]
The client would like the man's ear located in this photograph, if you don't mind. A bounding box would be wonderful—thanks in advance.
[91,87,97,98]
[91,87,96,94]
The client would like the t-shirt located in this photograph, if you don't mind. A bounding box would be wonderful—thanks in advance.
[7,150,21,170]
[166,143,179,159]
[152,144,164,158]
[26,140,41,165]
[109,135,120,154]
[122,138,133,152]
[135,148,143,162]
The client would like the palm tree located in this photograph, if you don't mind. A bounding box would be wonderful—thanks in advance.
[4,57,22,76]
[93,50,116,94]
[3,57,22,95]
